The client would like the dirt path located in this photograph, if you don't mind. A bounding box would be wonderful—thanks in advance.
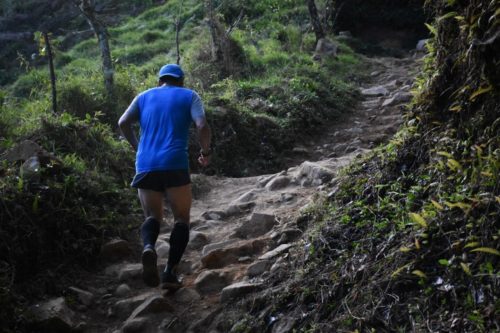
[32,55,419,333]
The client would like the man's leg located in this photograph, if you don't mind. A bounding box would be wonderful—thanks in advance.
[161,184,192,290]
[138,189,164,287]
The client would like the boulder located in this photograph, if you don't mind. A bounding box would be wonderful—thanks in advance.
[220,282,263,303]
[258,172,283,188]
[292,147,308,154]
[361,86,389,97]
[68,287,94,306]
[259,244,294,260]
[247,260,272,277]
[115,284,131,297]
[384,79,402,89]
[416,39,429,52]
[29,297,75,332]
[338,31,352,38]
[202,239,238,257]
[201,239,268,269]
[194,270,231,294]
[265,176,291,191]
[122,318,150,333]
[1,140,41,162]
[271,317,297,333]
[20,156,41,179]
[100,239,131,262]
[113,292,156,319]
[232,190,258,203]
[118,264,142,282]
[295,161,335,186]
[188,231,209,250]
[234,213,277,239]
[201,210,226,220]
[313,38,338,60]
[156,241,170,258]
[176,259,194,275]
[174,288,202,303]
[125,295,173,323]
[276,228,303,244]
[225,201,256,216]
[280,193,296,203]
[382,92,413,107]
[246,98,267,110]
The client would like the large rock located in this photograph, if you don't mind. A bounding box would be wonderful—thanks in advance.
[271,317,297,333]
[382,92,413,107]
[202,239,238,257]
[156,241,170,258]
[416,39,429,52]
[1,140,42,162]
[259,244,294,260]
[68,287,94,306]
[265,176,291,191]
[232,190,258,203]
[29,297,75,332]
[201,239,268,269]
[194,270,231,294]
[234,213,277,239]
[225,201,256,217]
[188,231,209,250]
[338,31,352,38]
[258,172,283,188]
[220,282,263,303]
[176,259,194,275]
[246,98,267,110]
[125,295,173,323]
[20,156,41,179]
[113,292,156,319]
[118,263,142,282]
[313,38,338,60]
[361,86,389,97]
[122,317,150,333]
[115,284,131,297]
[294,161,335,186]
[276,228,303,244]
[201,210,226,220]
[100,239,131,262]
[247,260,272,277]
[174,288,201,303]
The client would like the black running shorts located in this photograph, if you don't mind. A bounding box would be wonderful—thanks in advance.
[131,170,191,192]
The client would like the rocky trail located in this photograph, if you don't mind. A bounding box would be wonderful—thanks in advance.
[30,55,419,333]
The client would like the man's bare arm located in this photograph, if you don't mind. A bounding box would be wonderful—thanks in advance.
[118,96,140,151]
[196,117,211,153]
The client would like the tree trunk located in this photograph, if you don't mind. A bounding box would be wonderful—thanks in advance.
[306,0,325,44]
[42,32,57,114]
[175,19,181,65]
[77,0,114,96]
[205,0,223,62]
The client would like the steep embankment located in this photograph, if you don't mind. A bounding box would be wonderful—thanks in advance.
[21,55,417,332]
[211,1,499,332]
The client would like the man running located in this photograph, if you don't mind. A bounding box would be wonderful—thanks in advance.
[118,64,211,290]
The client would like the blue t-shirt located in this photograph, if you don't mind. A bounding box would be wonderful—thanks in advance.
[129,86,205,172]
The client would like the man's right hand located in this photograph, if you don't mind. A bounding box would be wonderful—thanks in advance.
[198,154,210,167]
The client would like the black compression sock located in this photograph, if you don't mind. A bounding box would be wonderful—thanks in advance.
[166,221,190,271]
[140,217,160,250]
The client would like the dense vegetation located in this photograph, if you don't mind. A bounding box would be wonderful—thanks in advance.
[0,1,365,331]
[217,0,499,331]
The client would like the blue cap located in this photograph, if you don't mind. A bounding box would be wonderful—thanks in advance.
[158,64,184,79]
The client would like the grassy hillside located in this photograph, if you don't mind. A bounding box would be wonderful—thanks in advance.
[0,1,366,331]
[215,0,499,331]
[2,0,364,176]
